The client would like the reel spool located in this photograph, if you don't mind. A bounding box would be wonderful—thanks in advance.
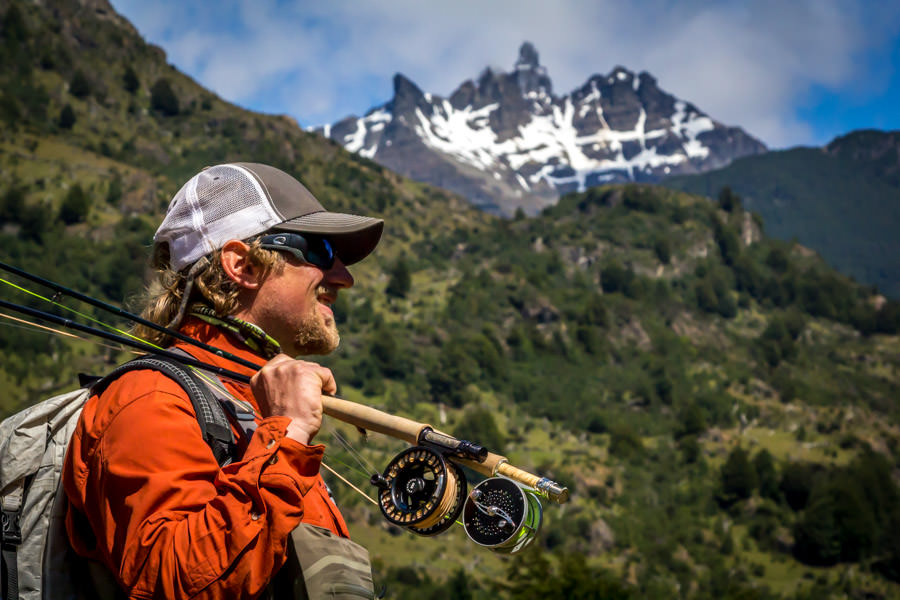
[462,477,543,555]
[371,446,467,536]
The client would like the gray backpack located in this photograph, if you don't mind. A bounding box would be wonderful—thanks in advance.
[0,356,236,600]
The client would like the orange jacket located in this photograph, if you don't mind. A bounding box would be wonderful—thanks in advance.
[63,319,350,599]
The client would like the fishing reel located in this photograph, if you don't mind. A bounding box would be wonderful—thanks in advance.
[370,446,467,536]
[462,477,542,555]
[370,444,544,554]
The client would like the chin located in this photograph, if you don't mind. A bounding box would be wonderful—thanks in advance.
[292,324,340,356]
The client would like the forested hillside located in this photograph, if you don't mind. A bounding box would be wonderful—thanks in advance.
[663,132,900,299]
[2,1,900,598]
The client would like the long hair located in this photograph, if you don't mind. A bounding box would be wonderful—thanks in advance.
[134,239,285,346]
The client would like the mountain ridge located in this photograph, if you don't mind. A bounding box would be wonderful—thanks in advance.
[317,42,766,216]
[663,129,900,298]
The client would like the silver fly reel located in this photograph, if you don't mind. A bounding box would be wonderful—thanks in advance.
[462,477,543,554]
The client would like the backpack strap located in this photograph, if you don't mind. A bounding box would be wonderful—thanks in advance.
[2,490,22,600]
[91,356,238,467]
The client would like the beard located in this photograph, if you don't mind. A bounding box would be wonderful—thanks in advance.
[292,291,340,355]
[293,316,339,355]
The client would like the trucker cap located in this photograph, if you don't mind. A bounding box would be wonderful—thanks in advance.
[154,162,384,271]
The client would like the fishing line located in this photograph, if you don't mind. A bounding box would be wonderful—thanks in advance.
[321,462,378,507]
[0,262,263,371]
[0,310,139,353]
[0,276,142,344]
[329,427,378,475]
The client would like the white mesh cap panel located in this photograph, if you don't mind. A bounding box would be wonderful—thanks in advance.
[154,165,282,270]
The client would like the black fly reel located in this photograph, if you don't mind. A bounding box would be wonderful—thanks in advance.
[370,446,467,536]
[462,477,543,554]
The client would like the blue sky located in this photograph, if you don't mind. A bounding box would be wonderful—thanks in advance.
[110,0,900,149]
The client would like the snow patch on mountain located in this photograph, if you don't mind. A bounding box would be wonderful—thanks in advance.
[316,43,766,216]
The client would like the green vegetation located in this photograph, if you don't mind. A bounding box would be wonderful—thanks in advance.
[1,1,899,597]
[664,134,900,298]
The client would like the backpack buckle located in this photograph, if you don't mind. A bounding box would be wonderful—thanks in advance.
[1,509,21,545]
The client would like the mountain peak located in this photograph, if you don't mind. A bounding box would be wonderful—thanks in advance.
[515,42,540,70]
[390,73,428,114]
[512,41,552,98]
[320,45,766,217]
[392,73,424,98]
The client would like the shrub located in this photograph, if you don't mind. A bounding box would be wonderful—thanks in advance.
[454,406,505,454]
[600,260,635,295]
[69,70,91,99]
[59,184,90,224]
[0,186,25,221]
[58,103,75,129]
[122,65,140,94]
[385,258,411,298]
[150,78,179,116]
[653,236,672,264]
[609,425,643,459]
[717,186,742,212]
[676,402,707,439]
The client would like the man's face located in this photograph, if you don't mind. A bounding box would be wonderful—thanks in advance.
[248,255,354,356]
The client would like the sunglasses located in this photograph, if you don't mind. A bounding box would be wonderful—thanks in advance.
[258,232,335,270]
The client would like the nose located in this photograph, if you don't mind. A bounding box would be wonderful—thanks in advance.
[325,257,354,289]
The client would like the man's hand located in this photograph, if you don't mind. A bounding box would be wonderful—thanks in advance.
[250,354,337,445]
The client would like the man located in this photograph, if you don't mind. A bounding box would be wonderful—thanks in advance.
[62,163,384,599]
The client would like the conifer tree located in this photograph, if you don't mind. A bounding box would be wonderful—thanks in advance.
[58,103,75,129]
[385,257,411,298]
[150,78,179,116]
[122,65,140,94]
[69,70,91,99]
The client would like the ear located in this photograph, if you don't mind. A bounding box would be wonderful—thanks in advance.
[220,240,262,290]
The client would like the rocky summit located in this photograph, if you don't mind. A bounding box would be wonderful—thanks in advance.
[316,42,767,216]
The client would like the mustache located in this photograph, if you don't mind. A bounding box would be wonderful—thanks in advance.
[316,285,338,303]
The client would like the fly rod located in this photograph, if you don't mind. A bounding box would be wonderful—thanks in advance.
[0,298,568,505]
[0,261,262,371]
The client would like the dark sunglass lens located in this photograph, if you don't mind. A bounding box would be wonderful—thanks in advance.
[305,237,335,269]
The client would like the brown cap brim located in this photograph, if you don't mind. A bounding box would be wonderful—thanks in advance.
[273,211,384,265]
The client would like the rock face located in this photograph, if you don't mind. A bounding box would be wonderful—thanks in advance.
[316,43,767,216]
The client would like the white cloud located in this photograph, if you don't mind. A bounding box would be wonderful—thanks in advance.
[111,0,900,147]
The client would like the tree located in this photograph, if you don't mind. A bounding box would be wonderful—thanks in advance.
[105,172,123,205]
[714,221,741,265]
[780,462,819,511]
[676,402,707,439]
[150,78,179,116]
[58,103,75,129]
[59,184,90,224]
[0,186,25,221]
[385,258,411,298]
[122,65,140,94]
[600,260,633,295]
[653,236,672,264]
[2,5,27,44]
[753,449,779,500]
[454,406,505,454]
[69,70,91,99]
[718,186,742,212]
[720,446,757,504]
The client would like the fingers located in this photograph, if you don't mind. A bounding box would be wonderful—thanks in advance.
[249,354,336,421]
